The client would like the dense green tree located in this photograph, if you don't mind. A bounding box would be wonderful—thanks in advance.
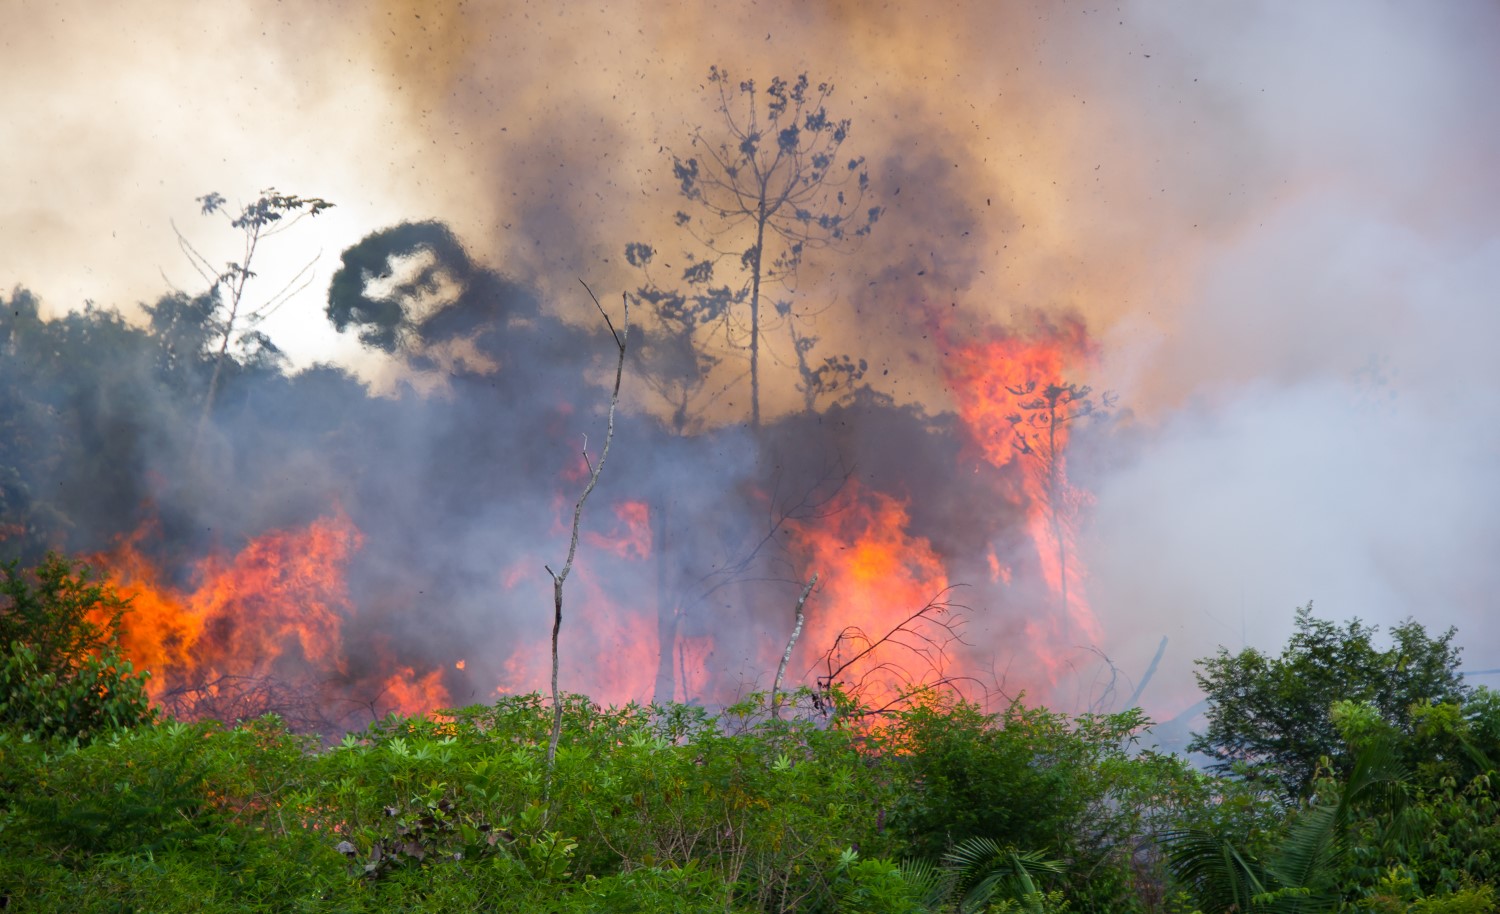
[1189,604,1470,797]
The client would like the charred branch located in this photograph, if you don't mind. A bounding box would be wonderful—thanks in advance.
[545,283,629,778]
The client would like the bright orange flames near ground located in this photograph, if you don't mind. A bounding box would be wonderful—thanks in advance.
[378,666,447,715]
[785,483,950,711]
[92,512,450,720]
[941,317,1103,672]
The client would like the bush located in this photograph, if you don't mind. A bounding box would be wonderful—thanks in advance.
[0,553,154,741]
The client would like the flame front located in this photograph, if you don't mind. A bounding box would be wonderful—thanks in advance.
[786,483,950,709]
[83,315,1109,721]
[93,512,446,720]
[943,318,1103,668]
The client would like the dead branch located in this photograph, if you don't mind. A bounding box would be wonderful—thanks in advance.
[544,283,629,776]
[157,673,341,734]
[1123,635,1169,711]
[812,586,986,718]
[771,572,818,720]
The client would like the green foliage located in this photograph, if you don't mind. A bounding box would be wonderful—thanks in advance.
[830,850,937,914]
[1189,604,1469,797]
[1355,868,1499,914]
[1,552,123,667]
[942,839,1066,913]
[888,699,1088,861]
[10,722,220,856]
[1167,726,1500,914]
[0,553,155,741]
[0,642,154,744]
[884,696,1237,913]
[8,686,1482,913]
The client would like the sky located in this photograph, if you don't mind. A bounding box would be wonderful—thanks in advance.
[4,0,1498,720]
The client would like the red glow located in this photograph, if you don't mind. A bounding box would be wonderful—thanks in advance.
[785,482,950,709]
[942,319,1104,661]
[584,499,653,560]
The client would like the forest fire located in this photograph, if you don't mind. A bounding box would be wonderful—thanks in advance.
[943,318,1105,658]
[786,483,951,709]
[89,512,450,724]
[67,307,1112,726]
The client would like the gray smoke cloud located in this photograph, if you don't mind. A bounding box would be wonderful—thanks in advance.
[1080,1,1500,722]
[3,0,1496,724]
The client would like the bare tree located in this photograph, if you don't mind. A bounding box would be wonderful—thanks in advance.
[545,284,629,774]
[173,188,333,451]
[629,67,881,428]
[771,572,818,720]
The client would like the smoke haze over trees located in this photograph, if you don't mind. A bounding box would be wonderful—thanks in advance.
[0,198,1107,722]
[2,0,1499,721]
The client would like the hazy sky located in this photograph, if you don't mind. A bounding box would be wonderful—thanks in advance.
[5,0,1498,718]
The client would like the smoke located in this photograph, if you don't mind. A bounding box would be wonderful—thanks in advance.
[3,0,1498,723]
[1078,1,1500,720]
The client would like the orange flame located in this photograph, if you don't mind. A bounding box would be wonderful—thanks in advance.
[785,483,950,710]
[583,499,653,560]
[94,513,376,702]
[942,318,1103,662]
[378,666,448,717]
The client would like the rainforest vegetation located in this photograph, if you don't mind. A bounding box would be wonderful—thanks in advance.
[2,549,1498,913]
[2,211,1499,909]
[1,108,1495,907]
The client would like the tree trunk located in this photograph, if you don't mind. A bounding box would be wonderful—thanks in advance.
[748,199,769,429]
[652,498,677,704]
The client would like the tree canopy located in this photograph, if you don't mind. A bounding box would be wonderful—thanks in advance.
[628,67,881,428]
[1188,603,1470,797]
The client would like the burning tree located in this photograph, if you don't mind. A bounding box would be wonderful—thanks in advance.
[1008,381,1110,633]
[628,67,881,428]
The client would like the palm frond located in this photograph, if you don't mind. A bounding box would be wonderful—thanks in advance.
[1262,804,1339,912]
[1161,827,1270,914]
[898,856,953,911]
[942,839,1065,914]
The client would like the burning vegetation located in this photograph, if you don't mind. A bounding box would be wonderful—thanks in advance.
[3,264,1106,730]
[0,67,1118,732]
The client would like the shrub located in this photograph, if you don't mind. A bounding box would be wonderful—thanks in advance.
[0,553,154,742]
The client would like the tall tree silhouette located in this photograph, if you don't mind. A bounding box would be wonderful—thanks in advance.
[629,67,880,428]
[174,188,332,452]
[1008,381,1108,634]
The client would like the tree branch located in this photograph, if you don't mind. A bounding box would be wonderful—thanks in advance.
[546,288,630,779]
[772,572,818,720]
